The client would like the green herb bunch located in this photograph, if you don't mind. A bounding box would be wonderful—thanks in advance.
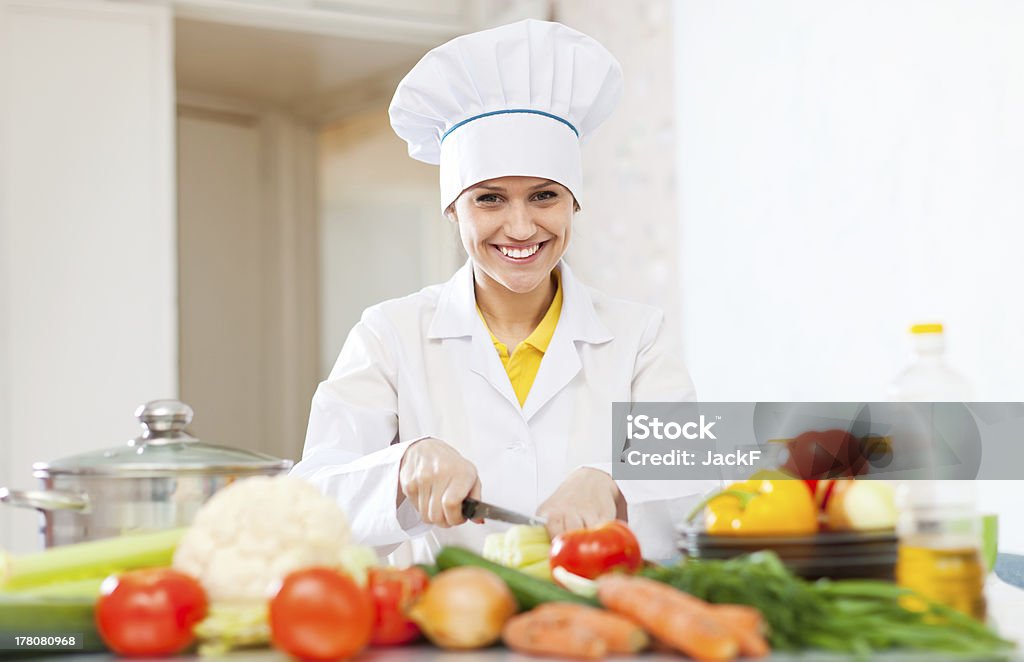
[640,552,1013,657]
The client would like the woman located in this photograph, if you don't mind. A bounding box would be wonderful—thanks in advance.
[292,19,715,563]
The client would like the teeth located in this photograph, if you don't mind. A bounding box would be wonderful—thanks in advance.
[499,244,541,259]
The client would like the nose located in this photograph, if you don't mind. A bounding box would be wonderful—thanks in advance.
[503,203,537,242]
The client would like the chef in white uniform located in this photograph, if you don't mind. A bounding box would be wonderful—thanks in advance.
[292,19,717,564]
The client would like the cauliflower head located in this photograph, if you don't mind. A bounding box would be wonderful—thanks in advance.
[173,475,365,603]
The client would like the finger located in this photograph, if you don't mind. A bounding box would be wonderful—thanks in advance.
[582,501,615,529]
[562,511,586,534]
[401,476,419,501]
[428,479,451,527]
[416,490,433,525]
[418,475,441,525]
[546,514,565,540]
[398,460,417,498]
[448,470,481,526]
[595,509,617,527]
[441,478,472,527]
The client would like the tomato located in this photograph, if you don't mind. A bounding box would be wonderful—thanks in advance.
[270,567,373,661]
[783,429,868,480]
[367,567,429,646]
[95,567,207,657]
[549,520,643,581]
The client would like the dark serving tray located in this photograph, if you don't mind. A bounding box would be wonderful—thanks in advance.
[678,528,899,581]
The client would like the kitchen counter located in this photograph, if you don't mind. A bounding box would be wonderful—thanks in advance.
[23,577,1024,661]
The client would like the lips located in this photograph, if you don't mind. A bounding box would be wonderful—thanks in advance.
[493,240,547,264]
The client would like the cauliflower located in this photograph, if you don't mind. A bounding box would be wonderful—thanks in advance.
[173,475,376,604]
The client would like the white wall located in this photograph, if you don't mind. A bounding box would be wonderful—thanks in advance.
[318,110,461,377]
[553,1,684,334]
[0,0,176,552]
[674,0,1024,551]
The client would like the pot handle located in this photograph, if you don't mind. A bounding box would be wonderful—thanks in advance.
[0,487,90,512]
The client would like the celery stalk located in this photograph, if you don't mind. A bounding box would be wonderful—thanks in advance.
[504,525,549,548]
[519,558,553,581]
[503,542,552,567]
[9,576,105,598]
[0,528,186,591]
[482,532,506,563]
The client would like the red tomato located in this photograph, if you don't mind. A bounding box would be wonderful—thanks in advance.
[550,520,643,581]
[95,567,207,657]
[367,567,429,646]
[270,567,373,661]
[784,429,868,480]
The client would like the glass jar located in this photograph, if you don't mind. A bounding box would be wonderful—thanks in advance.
[896,505,987,620]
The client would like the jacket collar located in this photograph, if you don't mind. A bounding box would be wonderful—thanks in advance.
[427,259,612,420]
[427,259,613,345]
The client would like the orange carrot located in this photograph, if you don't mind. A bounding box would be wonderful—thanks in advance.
[530,602,649,653]
[710,604,771,658]
[597,574,739,662]
[711,604,763,631]
[502,610,607,660]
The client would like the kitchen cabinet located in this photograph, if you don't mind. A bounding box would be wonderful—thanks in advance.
[0,0,177,553]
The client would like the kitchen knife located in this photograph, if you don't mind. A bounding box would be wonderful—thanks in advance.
[461,497,547,526]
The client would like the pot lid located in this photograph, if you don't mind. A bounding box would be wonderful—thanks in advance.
[35,400,293,476]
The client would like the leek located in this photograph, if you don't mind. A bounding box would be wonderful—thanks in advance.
[8,576,105,598]
[0,527,186,591]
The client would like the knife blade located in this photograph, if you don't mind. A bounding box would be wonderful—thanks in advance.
[461,497,547,527]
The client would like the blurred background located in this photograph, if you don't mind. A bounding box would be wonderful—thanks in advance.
[1,0,1022,552]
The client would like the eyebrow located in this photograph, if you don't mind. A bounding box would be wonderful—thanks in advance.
[475,180,558,192]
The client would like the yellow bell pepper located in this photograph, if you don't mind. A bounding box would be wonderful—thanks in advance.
[694,479,819,536]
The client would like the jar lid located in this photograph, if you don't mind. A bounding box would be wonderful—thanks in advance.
[34,400,293,477]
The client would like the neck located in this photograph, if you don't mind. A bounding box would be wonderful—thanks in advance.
[474,266,558,337]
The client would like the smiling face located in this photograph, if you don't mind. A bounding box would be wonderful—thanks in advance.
[447,176,575,295]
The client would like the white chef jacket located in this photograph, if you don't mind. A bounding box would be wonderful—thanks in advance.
[292,260,718,563]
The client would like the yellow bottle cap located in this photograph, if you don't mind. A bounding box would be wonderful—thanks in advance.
[911,323,944,334]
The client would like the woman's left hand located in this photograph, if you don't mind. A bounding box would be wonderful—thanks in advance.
[536,468,627,539]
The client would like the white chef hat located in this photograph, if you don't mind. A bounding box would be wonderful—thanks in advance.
[389,19,623,211]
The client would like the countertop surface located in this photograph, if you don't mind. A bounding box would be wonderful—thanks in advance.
[18,557,1024,661]
[20,577,1024,661]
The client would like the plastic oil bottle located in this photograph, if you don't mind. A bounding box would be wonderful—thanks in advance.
[888,323,985,619]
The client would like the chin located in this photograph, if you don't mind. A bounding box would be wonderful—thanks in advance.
[490,265,551,294]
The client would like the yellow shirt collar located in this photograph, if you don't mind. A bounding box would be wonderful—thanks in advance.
[478,271,562,352]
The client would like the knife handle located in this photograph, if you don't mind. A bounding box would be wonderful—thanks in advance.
[461,497,479,520]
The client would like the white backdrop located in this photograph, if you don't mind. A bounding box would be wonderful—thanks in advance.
[674,1,1024,550]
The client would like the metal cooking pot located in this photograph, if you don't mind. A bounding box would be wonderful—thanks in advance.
[0,399,292,547]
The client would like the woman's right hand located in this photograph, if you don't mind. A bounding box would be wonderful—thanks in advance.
[398,438,482,527]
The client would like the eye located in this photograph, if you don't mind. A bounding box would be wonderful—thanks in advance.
[475,193,502,204]
[533,190,558,201]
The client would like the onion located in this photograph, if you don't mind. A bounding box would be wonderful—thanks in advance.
[408,567,517,649]
[826,480,898,530]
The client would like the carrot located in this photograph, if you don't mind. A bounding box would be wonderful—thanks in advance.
[710,604,763,632]
[710,604,771,658]
[597,574,739,662]
[530,602,649,653]
[502,609,607,659]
